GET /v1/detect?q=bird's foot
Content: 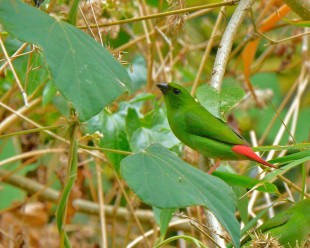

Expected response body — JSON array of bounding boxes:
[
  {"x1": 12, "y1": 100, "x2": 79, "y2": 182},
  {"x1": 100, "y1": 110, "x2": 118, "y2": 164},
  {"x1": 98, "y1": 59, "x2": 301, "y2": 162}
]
[{"x1": 207, "y1": 160, "x2": 221, "y2": 174}]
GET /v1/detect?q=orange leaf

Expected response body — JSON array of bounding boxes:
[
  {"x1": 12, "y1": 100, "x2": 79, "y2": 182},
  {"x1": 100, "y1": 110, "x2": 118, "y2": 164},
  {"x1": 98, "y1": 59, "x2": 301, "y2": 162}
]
[
  {"x1": 242, "y1": 39, "x2": 260, "y2": 82},
  {"x1": 259, "y1": 4, "x2": 291, "y2": 32},
  {"x1": 242, "y1": 39, "x2": 260, "y2": 101},
  {"x1": 241, "y1": 4, "x2": 291, "y2": 103}
]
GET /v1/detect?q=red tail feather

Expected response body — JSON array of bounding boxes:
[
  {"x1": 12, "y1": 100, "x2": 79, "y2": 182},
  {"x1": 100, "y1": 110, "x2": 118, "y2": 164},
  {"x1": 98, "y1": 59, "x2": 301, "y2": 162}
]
[{"x1": 232, "y1": 145, "x2": 277, "y2": 169}]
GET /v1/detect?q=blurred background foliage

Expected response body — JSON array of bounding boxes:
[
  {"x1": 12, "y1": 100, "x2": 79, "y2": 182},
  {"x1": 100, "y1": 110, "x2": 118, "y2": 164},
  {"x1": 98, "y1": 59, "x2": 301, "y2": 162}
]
[{"x1": 0, "y1": 0, "x2": 309, "y2": 247}]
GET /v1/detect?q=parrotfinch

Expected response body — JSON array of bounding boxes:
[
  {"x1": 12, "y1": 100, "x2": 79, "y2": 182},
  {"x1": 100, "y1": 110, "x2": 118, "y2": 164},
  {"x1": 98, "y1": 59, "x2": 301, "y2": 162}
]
[{"x1": 157, "y1": 83, "x2": 276, "y2": 169}]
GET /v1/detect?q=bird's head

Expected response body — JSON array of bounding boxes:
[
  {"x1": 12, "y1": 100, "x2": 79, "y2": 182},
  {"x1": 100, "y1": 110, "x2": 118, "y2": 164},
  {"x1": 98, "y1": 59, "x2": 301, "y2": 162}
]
[{"x1": 157, "y1": 83, "x2": 193, "y2": 110}]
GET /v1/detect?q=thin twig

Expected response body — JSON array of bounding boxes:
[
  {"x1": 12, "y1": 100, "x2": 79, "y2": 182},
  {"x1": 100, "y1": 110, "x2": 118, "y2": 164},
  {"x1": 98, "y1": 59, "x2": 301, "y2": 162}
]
[
  {"x1": 78, "y1": 5, "x2": 97, "y2": 39},
  {"x1": 264, "y1": 31, "x2": 310, "y2": 46},
  {"x1": 0, "y1": 101, "x2": 131, "y2": 156},
  {"x1": 78, "y1": 1, "x2": 239, "y2": 29},
  {"x1": 277, "y1": 174, "x2": 310, "y2": 198},
  {"x1": 138, "y1": 0, "x2": 153, "y2": 90},
  {"x1": 0, "y1": 37, "x2": 28, "y2": 106},
  {"x1": 190, "y1": 221, "x2": 221, "y2": 247},
  {"x1": 113, "y1": 171, "x2": 152, "y2": 248},
  {"x1": 0, "y1": 124, "x2": 64, "y2": 139},
  {"x1": 89, "y1": 1, "x2": 104, "y2": 46},
  {"x1": 154, "y1": 27, "x2": 171, "y2": 81},
  {"x1": 0, "y1": 43, "x2": 29, "y2": 74},
  {"x1": 117, "y1": 8, "x2": 214, "y2": 52},
  {"x1": 95, "y1": 159, "x2": 108, "y2": 247},
  {"x1": 79, "y1": 144, "x2": 132, "y2": 155},
  {"x1": 191, "y1": 6, "x2": 226, "y2": 95},
  {"x1": 0, "y1": 148, "x2": 65, "y2": 168},
  {"x1": 0, "y1": 98, "x2": 42, "y2": 134}
]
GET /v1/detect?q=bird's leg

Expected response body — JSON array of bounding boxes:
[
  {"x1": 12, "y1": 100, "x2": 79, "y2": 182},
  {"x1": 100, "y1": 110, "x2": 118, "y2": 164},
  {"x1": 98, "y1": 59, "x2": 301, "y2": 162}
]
[{"x1": 207, "y1": 160, "x2": 221, "y2": 174}]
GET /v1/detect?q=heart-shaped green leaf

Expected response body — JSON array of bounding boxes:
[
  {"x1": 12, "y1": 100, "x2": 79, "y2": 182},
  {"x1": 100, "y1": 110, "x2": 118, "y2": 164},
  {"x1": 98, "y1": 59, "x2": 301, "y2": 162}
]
[
  {"x1": 121, "y1": 143, "x2": 240, "y2": 248},
  {"x1": 0, "y1": 0, "x2": 132, "y2": 121},
  {"x1": 196, "y1": 84, "x2": 244, "y2": 120}
]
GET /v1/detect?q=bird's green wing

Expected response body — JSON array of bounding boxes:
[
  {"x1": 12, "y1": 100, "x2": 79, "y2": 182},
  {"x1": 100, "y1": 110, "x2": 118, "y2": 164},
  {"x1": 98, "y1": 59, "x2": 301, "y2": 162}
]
[
  {"x1": 241, "y1": 212, "x2": 290, "y2": 246},
  {"x1": 184, "y1": 105, "x2": 247, "y2": 145},
  {"x1": 258, "y1": 212, "x2": 290, "y2": 233}
]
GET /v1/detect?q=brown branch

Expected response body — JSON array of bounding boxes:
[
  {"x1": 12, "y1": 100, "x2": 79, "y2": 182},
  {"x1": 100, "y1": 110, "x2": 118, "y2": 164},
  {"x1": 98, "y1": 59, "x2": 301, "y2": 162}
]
[{"x1": 210, "y1": 0, "x2": 256, "y2": 90}]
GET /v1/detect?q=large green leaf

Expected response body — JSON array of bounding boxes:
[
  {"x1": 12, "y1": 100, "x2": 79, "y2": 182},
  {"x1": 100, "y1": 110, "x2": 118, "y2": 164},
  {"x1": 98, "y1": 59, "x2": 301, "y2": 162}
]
[
  {"x1": 121, "y1": 143, "x2": 240, "y2": 248},
  {"x1": 0, "y1": 0, "x2": 131, "y2": 121}
]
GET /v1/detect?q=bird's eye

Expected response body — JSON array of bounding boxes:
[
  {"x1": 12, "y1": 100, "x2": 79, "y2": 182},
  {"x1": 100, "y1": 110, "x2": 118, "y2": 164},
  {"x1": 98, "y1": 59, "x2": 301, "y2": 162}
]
[{"x1": 173, "y1": 88, "x2": 181, "y2": 94}]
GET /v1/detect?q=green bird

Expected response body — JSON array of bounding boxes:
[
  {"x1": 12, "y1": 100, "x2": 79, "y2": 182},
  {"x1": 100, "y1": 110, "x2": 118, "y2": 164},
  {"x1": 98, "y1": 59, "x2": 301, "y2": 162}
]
[
  {"x1": 156, "y1": 83, "x2": 276, "y2": 170},
  {"x1": 242, "y1": 199, "x2": 310, "y2": 247}
]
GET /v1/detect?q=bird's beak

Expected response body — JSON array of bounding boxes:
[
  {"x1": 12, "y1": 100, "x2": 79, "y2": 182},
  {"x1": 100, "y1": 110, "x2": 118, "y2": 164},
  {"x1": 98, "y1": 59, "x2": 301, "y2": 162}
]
[{"x1": 156, "y1": 83, "x2": 169, "y2": 95}]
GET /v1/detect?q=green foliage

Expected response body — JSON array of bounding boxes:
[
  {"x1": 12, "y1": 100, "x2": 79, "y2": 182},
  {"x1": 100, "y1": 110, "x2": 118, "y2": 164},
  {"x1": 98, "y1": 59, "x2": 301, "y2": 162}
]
[
  {"x1": 128, "y1": 56, "x2": 147, "y2": 91},
  {"x1": 0, "y1": 139, "x2": 41, "y2": 210},
  {"x1": 0, "y1": 139, "x2": 25, "y2": 209},
  {"x1": 87, "y1": 107, "x2": 131, "y2": 170},
  {"x1": 153, "y1": 207, "x2": 175, "y2": 239},
  {"x1": 86, "y1": 93, "x2": 180, "y2": 170}
]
